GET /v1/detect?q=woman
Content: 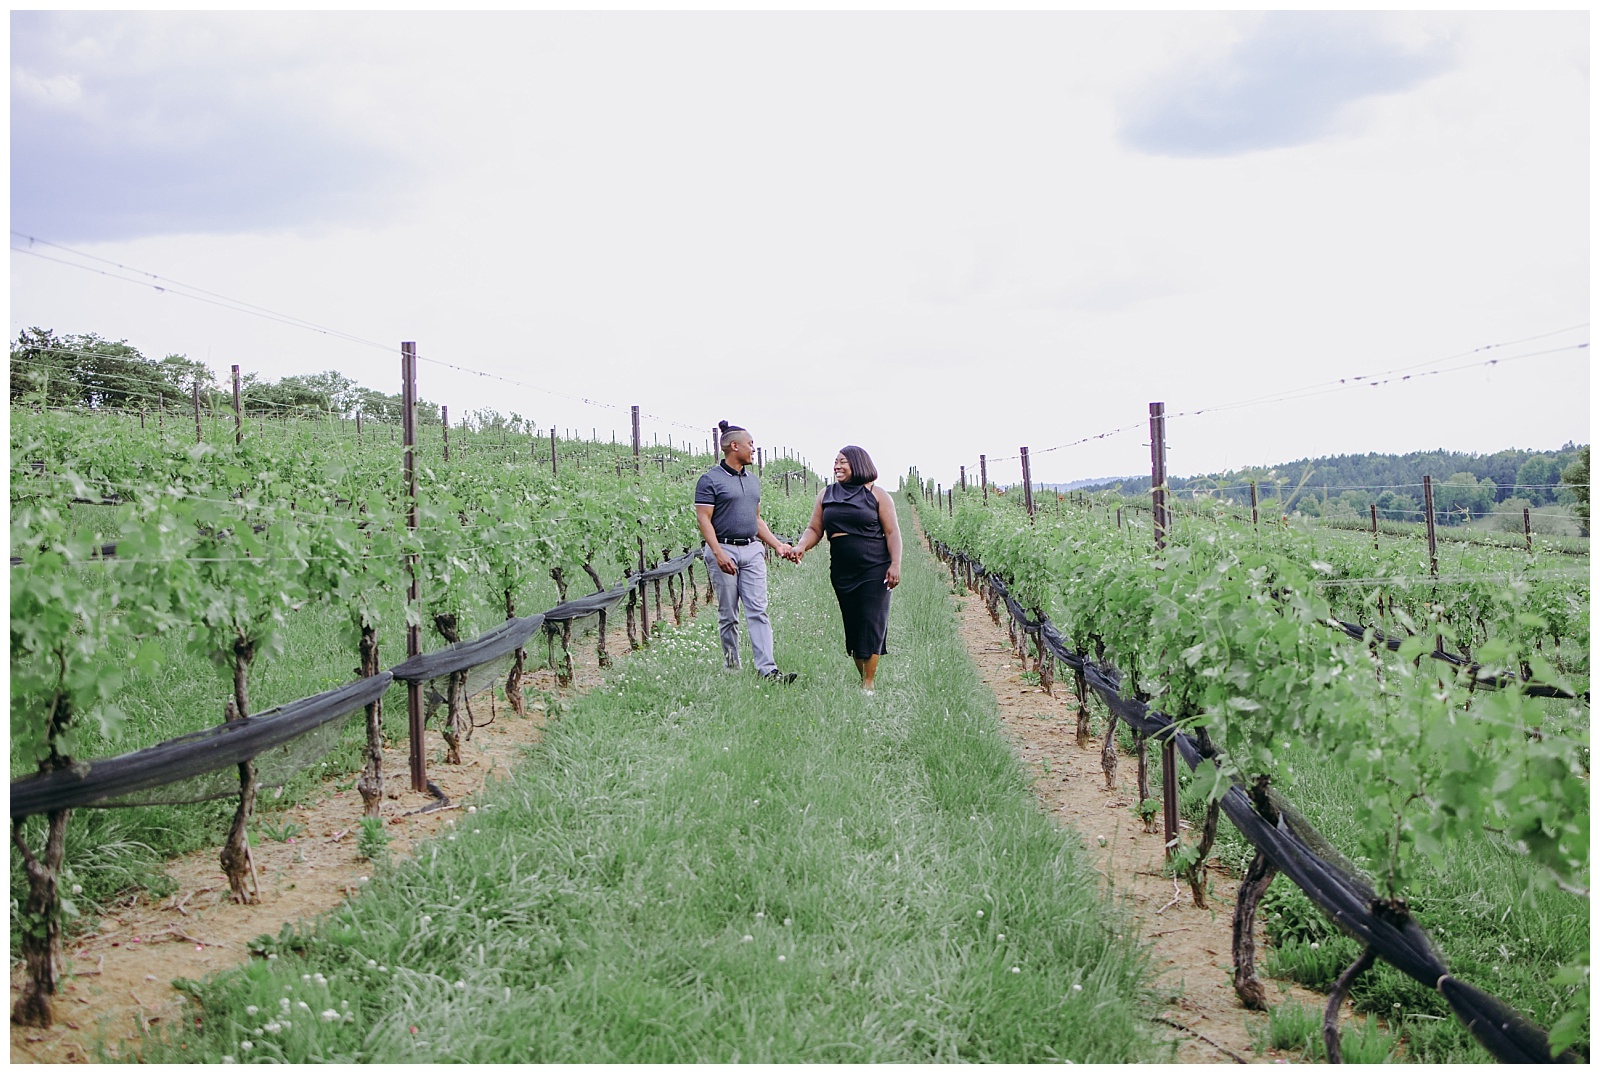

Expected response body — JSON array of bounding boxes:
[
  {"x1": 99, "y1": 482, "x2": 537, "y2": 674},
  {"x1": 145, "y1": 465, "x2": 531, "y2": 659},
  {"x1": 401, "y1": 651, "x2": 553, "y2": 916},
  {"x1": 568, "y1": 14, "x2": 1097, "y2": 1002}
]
[{"x1": 788, "y1": 445, "x2": 902, "y2": 694}]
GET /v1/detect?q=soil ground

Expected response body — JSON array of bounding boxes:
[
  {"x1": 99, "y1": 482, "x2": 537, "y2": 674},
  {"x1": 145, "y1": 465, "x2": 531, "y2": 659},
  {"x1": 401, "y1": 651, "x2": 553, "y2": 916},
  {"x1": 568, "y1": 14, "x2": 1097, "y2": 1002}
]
[{"x1": 942, "y1": 568, "x2": 1345, "y2": 1063}]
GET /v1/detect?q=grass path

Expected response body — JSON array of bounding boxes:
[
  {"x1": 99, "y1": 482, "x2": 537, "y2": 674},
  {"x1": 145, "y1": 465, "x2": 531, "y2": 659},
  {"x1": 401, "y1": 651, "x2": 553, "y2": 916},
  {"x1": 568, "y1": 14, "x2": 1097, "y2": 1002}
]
[{"x1": 143, "y1": 504, "x2": 1159, "y2": 1062}]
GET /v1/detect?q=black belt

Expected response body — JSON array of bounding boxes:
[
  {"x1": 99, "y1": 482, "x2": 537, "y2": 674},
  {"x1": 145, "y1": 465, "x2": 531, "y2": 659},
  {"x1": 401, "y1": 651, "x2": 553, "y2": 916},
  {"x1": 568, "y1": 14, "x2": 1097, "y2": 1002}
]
[{"x1": 721, "y1": 537, "x2": 756, "y2": 546}]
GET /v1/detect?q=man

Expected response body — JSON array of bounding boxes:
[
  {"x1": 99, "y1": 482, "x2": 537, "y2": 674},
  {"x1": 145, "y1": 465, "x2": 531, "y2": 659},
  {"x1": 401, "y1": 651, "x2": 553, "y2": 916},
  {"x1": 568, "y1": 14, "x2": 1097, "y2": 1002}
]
[{"x1": 694, "y1": 420, "x2": 797, "y2": 683}]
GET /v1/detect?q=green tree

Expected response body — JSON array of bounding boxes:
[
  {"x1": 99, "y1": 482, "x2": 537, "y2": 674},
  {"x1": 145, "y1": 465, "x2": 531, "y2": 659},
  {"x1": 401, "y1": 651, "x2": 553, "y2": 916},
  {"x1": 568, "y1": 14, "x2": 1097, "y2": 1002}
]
[
  {"x1": 1560, "y1": 446, "x2": 1589, "y2": 536},
  {"x1": 1515, "y1": 456, "x2": 1564, "y2": 506},
  {"x1": 1441, "y1": 472, "x2": 1494, "y2": 524}
]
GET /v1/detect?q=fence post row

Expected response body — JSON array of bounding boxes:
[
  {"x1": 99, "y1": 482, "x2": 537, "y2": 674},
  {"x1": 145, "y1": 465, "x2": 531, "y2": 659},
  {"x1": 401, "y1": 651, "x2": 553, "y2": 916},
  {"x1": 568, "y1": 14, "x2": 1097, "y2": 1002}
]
[
  {"x1": 231, "y1": 365, "x2": 243, "y2": 445},
  {"x1": 631, "y1": 406, "x2": 642, "y2": 473},
  {"x1": 1148, "y1": 401, "x2": 1179, "y2": 861},
  {"x1": 1422, "y1": 475, "x2": 1439, "y2": 576},
  {"x1": 1020, "y1": 447, "x2": 1034, "y2": 519},
  {"x1": 401, "y1": 343, "x2": 426, "y2": 793}
]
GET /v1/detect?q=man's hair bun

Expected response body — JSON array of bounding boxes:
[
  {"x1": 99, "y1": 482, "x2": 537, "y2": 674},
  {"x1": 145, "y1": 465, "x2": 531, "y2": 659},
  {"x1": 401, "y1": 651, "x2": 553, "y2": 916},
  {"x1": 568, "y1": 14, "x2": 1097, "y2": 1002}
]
[{"x1": 718, "y1": 420, "x2": 730, "y2": 432}]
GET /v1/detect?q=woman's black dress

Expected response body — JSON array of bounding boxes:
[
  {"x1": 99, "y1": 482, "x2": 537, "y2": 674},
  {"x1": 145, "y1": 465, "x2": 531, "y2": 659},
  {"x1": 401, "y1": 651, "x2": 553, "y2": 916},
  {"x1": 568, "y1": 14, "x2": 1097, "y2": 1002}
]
[{"x1": 821, "y1": 482, "x2": 892, "y2": 658}]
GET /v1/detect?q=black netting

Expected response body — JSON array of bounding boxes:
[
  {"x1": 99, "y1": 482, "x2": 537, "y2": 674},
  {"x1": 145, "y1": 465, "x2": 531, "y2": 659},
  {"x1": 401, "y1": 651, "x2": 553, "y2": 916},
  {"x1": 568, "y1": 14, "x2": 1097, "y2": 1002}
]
[
  {"x1": 14, "y1": 544, "x2": 711, "y2": 819},
  {"x1": 11, "y1": 674, "x2": 391, "y2": 818},
  {"x1": 934, "y1": 540, "x2": 1580, "y2": 1065}
]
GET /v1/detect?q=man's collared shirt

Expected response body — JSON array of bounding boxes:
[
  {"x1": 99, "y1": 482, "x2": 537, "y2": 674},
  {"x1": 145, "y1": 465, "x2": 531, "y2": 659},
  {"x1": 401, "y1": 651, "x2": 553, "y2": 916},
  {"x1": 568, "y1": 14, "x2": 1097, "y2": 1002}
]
[{"x1": 695, "y1": 460, "x2": 760, "y2": 541}]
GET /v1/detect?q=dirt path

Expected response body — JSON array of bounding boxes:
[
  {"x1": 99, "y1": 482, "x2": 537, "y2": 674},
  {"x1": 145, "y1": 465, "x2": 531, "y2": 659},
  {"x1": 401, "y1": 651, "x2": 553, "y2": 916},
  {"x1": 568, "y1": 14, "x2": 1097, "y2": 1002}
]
[
  {"x1": 936, "y1": 556, "x2": 1339, "y2": 1062},
  {"x1": 10, "y1": 584, "x2": 711, "y2": 1064}
]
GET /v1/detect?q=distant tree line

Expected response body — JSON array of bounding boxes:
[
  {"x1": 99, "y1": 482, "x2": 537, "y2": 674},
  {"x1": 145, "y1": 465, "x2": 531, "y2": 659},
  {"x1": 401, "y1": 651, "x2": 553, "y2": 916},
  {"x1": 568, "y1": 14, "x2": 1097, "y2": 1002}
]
[
  {"x1": 1079, "y1": 445, "x2": 1590, "y2": 533},
  {"x1": 9, "y1": 328, "x2": 443, "y2": 424}
]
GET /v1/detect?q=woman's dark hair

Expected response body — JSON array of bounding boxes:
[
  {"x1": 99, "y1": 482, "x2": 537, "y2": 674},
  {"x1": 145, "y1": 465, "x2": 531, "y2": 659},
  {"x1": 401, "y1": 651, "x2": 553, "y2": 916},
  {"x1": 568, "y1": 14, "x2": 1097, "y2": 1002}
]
[{"x1": 838, "y1": 445, "x2": 877, "y2": 486}]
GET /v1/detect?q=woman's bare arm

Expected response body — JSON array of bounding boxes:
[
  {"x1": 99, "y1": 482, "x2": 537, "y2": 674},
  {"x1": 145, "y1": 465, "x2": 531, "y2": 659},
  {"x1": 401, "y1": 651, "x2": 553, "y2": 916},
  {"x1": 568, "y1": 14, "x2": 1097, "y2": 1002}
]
[{"x1": 875, "y1": 487, "x2": 902, "y2": 588}]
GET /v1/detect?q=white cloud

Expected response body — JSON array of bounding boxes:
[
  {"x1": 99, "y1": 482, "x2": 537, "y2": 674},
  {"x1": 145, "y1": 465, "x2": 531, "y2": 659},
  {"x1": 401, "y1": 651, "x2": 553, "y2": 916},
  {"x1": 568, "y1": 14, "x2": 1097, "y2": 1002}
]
[{"x1": 1119, "y1": 12, "x2": 1457, "y2": 158}]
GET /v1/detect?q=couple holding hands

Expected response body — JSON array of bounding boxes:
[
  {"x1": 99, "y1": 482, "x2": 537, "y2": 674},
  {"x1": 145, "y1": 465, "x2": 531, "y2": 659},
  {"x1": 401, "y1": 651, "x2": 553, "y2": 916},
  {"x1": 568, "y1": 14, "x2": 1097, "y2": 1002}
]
[{"x1": 693, "y1": 421, "x2": 903, "y2": 695}]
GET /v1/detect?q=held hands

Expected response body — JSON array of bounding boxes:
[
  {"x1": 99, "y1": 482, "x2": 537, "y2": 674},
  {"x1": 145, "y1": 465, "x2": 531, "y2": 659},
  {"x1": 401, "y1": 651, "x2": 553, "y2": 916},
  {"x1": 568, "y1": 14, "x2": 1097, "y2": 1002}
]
[
  {"x1": 885, "y1": 563, "x2": 901, "y2": 589},
  {"x1": 781, "y1": 542, "x2": 804, "y2": 564}
]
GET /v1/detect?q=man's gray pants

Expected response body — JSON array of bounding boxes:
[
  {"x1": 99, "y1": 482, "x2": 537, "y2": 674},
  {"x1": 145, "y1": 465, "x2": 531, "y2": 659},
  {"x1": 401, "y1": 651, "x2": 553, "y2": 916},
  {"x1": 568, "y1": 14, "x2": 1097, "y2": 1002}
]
[{"x1": 705, "y1": 542, "x2": 777, "y2": 675}]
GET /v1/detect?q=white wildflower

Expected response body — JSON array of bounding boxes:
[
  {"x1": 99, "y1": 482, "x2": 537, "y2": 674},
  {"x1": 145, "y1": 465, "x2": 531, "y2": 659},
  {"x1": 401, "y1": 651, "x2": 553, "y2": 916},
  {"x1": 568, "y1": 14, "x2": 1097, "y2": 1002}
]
[{"x1": 321, "y1": 1008, "x2": 339, "y2": 1022}]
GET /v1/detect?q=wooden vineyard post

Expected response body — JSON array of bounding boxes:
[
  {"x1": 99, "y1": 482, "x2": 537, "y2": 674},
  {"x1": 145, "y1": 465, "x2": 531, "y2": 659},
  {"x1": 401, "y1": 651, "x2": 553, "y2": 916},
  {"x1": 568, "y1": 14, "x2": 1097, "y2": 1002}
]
[
  {"x1": 1422, "y1": 475, "x2": 1439, "y2": 575},
  {"x1": 402, "y1": 343, "x2": 426, "y2": 793},
  {"x1": 139, "y1": 407, "x2": 146, "y2": 429},
  {"x1": 192, "y1": 381, "x2": 203, "y2": 443},
  {"x1": 632, "y1": 406, "x2": 642, "y2": 474},
  {"x1": 1020, "y1": 447, "x2": 1034, "y2": 519},
  {"x1": 1250, "y1": 480, "x2": 1259, "y2": 527},
  {"x1": 442, "y1": 405, "x2": 450, "y2": 462},
  {"x1": 980, "y1": 454, "x2": 988, "y2": 504},
  {"x1": 1423, "y1": 474, "x2": 1442, "y2": 654},
  {"x1": 1525, "y1": 506, "x2": 1533, "y2": 553},
  {"x1": 551, "y1": 428, "x2": 558, "y2": 479},
  {"x1": 1116, "y1": 506, "x2": 1123, "y2": 530},
  {"x1": 356, "y1": 409, "x2": 363, "y2": 444},
  {"x1": 757, "y1": 447, "x2": 763, "y2": 477},
  {"x1": 948, "y1": 488, "x2": 953, "y2": 517},
  {"x1": 1370, "y1": 504, "x2": 1379, "y2": 549},
  {"x1": 784, "y1": 469, "x2": 791, "y2": 497},
  {"x1": 231, "y1": 365, "x2": 243, "y2": 445},
  {"x1": 1150, "y1": 401, "x2": 1179, "y2": 862},
  {"x1": 960, "y1": 465, "x2": 966, "y2": 491}
]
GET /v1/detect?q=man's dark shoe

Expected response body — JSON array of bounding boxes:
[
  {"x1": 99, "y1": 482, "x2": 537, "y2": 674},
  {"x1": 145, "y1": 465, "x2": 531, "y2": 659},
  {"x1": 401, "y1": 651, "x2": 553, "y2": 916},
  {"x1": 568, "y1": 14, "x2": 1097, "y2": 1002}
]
[{"x1": 762, "y1": 670, "x2": 798, "y2": 685}]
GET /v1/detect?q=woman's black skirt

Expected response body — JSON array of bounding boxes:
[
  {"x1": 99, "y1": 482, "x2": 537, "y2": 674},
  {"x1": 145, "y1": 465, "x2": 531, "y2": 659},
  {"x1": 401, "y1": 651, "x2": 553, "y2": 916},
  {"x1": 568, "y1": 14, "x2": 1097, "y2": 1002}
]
[{"x1": 828, "y1": 535, "x2": 891, "y2": 658}]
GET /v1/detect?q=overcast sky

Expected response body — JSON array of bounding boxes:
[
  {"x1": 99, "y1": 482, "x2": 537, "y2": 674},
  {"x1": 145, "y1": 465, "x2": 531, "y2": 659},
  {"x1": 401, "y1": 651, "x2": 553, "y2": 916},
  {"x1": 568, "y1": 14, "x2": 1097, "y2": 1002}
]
[{"x1": 9, "y1": 9, "x2": 1590, "y2": 488}]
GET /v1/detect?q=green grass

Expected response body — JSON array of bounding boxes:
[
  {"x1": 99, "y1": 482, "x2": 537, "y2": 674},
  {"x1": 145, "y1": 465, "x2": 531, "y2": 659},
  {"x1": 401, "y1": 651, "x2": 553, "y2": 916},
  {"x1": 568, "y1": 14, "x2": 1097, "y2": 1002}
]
[{"x1": 134, "y1": 501, "x2": 1158, "y2": 1062}]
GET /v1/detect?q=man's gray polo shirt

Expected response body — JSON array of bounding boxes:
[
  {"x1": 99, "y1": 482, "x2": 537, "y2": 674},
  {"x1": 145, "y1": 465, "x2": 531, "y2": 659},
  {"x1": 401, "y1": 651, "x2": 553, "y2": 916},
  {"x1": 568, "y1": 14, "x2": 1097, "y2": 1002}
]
[{"x1": 695, "y1": 461, "x2": 760, "y2": 541}]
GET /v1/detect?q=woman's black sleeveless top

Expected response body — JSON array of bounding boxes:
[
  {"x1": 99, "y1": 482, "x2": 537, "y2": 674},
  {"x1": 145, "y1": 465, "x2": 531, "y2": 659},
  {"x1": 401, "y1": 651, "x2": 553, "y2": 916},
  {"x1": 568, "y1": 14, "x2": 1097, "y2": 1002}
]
[{"x1": 821, "y1": 482, "x2": 884, "y2": 539}]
